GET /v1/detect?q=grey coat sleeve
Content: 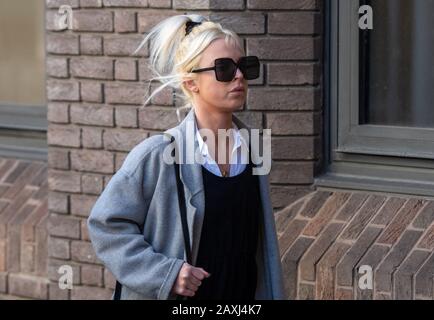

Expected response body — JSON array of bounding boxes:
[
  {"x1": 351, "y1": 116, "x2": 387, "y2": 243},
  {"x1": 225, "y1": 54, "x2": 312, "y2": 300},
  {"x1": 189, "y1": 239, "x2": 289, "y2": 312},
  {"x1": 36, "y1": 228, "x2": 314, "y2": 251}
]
[{"x1": 87, "y1": 154, "x2": 184, "y2": 300}]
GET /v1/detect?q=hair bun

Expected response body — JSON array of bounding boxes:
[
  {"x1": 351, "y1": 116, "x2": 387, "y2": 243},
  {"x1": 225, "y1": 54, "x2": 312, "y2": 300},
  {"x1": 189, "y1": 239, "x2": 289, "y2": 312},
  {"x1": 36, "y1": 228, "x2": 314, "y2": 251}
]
[{"x1": 185, "y1": 21, "x2": 202, "y2": 36}]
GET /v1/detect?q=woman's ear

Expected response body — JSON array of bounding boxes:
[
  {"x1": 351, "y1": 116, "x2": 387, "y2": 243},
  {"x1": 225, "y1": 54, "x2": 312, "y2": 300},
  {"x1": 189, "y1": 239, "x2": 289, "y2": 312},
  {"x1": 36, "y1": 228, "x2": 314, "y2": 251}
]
[{"x1": 184, "y1": 79, "x2": 199, "y2": 93}]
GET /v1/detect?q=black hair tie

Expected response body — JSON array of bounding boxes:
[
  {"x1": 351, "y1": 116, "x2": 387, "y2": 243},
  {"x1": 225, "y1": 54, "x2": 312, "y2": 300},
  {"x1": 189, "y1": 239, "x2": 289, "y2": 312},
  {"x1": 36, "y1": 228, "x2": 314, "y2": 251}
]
[{"x1": 185, "y1": 21, "x2": 202, "y2": 36}]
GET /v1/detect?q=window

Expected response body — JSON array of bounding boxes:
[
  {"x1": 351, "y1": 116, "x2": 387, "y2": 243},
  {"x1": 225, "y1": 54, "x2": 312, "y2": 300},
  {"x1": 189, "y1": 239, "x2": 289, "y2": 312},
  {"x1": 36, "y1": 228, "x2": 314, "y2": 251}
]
[
  {"x1": 318, "y1": 0, "x2": 434, "y2": 196},
  {"x1": 0, "y1": 0, "x2": 47, "y2": 160}
]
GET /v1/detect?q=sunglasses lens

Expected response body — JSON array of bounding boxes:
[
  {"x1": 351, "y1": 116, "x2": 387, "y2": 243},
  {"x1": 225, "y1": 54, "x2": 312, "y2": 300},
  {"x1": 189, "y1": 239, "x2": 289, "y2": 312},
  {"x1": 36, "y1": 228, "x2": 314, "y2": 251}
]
[
  {"x1": 239, "y1": 56, "x2": 260, "y2": 80},
  {"x1": 215, "y1": 59, "x2": 236, "y2": 82}
]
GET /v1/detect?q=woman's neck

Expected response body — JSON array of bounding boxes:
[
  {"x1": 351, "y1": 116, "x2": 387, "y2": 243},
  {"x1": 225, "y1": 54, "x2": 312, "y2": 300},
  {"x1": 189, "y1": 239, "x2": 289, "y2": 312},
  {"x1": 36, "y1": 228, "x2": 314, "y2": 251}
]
[{"x1": 193, "y1": 104, "x2": 233, "y2": 134}]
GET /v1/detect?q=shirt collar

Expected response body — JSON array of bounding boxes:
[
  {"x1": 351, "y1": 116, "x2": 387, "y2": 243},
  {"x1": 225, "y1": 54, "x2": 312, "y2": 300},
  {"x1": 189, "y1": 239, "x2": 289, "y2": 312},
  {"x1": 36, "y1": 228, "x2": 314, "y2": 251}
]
[{"x1": 195, "y1": 121, "x2": 247, "y2": 160}]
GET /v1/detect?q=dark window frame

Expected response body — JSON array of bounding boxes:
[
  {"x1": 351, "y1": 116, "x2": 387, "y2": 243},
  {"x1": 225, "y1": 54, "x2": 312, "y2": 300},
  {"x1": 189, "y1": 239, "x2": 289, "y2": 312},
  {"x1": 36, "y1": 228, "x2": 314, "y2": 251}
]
[
  {"x1": 317, "y1": 0, "x2": 434, "y2": 197},
  {"x1": 0, "y1": 104, "x2": 47, "y2": 161}
]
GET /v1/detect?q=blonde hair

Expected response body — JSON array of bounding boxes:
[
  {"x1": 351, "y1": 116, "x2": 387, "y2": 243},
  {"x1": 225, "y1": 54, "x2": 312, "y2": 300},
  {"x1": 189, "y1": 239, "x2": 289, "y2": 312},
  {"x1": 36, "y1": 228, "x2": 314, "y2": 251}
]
[{"x1": 132, "y1": 14, "x2": 244, "y2": 121}]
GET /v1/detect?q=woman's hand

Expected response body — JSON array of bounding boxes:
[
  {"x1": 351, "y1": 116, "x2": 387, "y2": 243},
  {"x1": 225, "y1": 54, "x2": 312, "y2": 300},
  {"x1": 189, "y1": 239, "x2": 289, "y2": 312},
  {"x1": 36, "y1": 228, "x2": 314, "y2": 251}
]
[{"x1": 171, "y1": 262, "x2": 211, "y2": 297}]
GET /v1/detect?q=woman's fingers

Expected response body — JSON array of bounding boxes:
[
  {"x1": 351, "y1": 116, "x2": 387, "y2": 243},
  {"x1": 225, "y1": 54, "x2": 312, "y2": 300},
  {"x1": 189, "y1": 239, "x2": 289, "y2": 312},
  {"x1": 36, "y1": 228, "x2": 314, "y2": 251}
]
[
  {"x1": 179, "y1": 288, "x2": 196, "y2": 297},
  {"x1": 172, "y1": 263, "x2": 211, "y2": 297},
  {"x1": 191, "y1": 266, "x2": 211, "y2": 281}
]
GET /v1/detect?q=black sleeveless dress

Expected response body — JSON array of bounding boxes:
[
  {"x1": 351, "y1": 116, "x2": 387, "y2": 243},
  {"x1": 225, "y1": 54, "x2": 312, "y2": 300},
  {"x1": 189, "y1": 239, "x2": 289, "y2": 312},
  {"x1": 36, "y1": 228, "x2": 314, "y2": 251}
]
[{"x1": 189, "y1": 145, "x2": 261, "y2": 300}]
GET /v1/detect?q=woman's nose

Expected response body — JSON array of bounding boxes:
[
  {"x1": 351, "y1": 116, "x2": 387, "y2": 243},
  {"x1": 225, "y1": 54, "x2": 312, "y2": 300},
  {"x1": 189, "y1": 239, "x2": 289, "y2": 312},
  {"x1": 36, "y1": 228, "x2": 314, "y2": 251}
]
[{"x1": 234, "y1": 67, "x2": 244, "y2": 80}]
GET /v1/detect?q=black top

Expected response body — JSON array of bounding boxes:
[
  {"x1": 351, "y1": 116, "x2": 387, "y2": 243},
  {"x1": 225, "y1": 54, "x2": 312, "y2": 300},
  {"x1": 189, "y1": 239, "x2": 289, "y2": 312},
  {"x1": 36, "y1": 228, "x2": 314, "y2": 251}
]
[{"x1": 189, "y1": 145, "x2": 261, "y2": 300}]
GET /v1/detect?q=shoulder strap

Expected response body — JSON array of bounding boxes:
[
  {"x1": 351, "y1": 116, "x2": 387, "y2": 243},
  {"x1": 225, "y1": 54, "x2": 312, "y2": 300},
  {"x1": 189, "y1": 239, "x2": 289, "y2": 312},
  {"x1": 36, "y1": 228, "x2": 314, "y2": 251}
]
[{"x1": 174, "y1": 160, "x2": 193, "y2": 265}]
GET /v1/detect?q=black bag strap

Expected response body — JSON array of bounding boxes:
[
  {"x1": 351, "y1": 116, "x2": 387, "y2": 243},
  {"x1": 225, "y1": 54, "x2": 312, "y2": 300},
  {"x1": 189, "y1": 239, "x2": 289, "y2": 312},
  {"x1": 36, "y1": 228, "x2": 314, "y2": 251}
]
[{"x1": 113, "y1": 134, "x2": 191, "y2": 300}]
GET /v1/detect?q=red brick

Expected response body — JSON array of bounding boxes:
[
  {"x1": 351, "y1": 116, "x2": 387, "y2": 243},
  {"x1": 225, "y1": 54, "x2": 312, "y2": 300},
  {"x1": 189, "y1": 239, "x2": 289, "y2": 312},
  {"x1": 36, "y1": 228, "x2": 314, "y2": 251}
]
[
  {"x1": 174, "y1": 0, "x2": 244, "y2": 10},
  {"x1": 394, "y1": 250, "x2": 431, "y2": 300},
  {"x1": 137, "y1": 10, "x2": 178, "y2": 33},
  {"x1": 71, "y1": 149, "x2": 114, "y2": 174},
  {"x1": 48, "y1": 191, "x2": 69, "y2": 214},
  {"x1": 80, "y1": 0, "x2": 103, "y2": 7},
  {"x1": 103, "y1": 0, "x2": 148, "y2": 7},
  {"x1": 71, "y1": 241, "x2": 99, "y2": 264},
  {"x1": 138, "y1": 107, "x2": 181, "y2": 130},
  {"x1": 48, "y1": 237, "x2": 70, "y2": 260},
  {"x1": 209, "y1": 12, "x2": 265, "y2": 34},
  {"x1": 104, "y1": 34, "x2": 148, "y2": 57},
  {"x1": 103, "y1": 128, "x2": 148, "y2": 152},
  {"x1": 48, "y1": 282, "x2": 70, "y2": 300},
  {"x1": 247, "y1": 0, "x2": 318, "y2": 10},
  {"x1": 377, "y1": 199, "x2": 426, "y2": 246},
  {"x1": 268, "y1": 12, "x2": 320, "y2": 35},
  {"x1": 81, "y1": 174, "x2": 104, "y2": 195},
  {"x1": 73, "y1": 10, "x2": 113, "y2": 32},
  {"x1": 115, "y1": 106, "x2": 138, "y2": 128},
  {"x1": 82, "y1": 127, "x2": 103, "y2": 149},
  {"x1": 114, "y1": 10, "x2": 137, "y2": 33},
  {"x1": 417, "y1": 225, "x2": 434, "y2": 251},
  {"x1": 48, "y1": 170, "x2": 81, "y2": 193},
  {"x1": 303, "y1": 192, "x2": 350, "y2": 237},
  {"x1": 48, "y1": 124, "x2": 81, "y2": 148},
  {"x1": 9, "y1": 274, "x2": 49, "y2": 299},
  {"x1": 46, "y1": 33, "x2": 79, "y2": 55},
  {"x1": 148, "y1": 0, "x2": 170, "y2": 8},
  {"x1": 71, "y1": 57, "x2": 114, "y2": 80},
  {"x1": 46, "y1": 0, "x2": 79, "y2": 8},
  {"x1": 48, "y1": 103, "x2": 70, "y2": 123},
  {"x1": 81, "y1": 82, "x2": 103, "y2": 103},
  {"x1": 247, "y1": 37, "x2": 321, "y2": 60},
  {"x1": 47, "y1": 80, "x2": 80, "y2": 101},
  {"x1": 316, "y1": 242, "x2": 351, "y2": 299},
  {"x1": 376, "y1": 230, "x2": 423, "y2": 293},
  {"x1": 115, "y1": 59, "x2": 137, "y2": 80},
  {"x1": 71, "y1": 285, "x2": 112, "y2": 299},
  {"x1": 48, "y1": 214, "x2": 81, "y2": 239},
  {"x1": 115, "y1": 153, "x2": 128, "y2": 171},
  {"x1": 71, "y1": 194, "x2": 98, "y2": 217},
  {"x1": 46, "y1": 56, "x2": 69, "y2": 78},
  {"x1": 104, "y1": 268, "x2": 116, "y2": 289},
  {"x1": 281, "y1": 237, "x2": 314, "y2": 299},
  {"x1": 299, "y1": 223, "x2": 344, "y2": 281},
  {"x1": 336, "y1": 227, "x2": 383, "y2": 287},
  {"x1": 81, "y1": 264, "x2": 103, "y2": 286},
  {"x1": 247, "y1": 87, "x2": 320, "y2": 111},
  {"x1": 271, "y1": 137, "x2": 316, "y2": 160},
  {"x1": 269, "y1": 162, "x2": 314, "y2": 185},
  {"x1": 70, "y1": 104, "x2": 114, "y2": 126},
  {"x1": 339, "y1": 195, "x2": 386, "y2": 241},
  {"x1": 105, "y1": 83, "x2": 147, "y2": 105},
  {"x1": 48, "y1": 147, "x2": 69, "y2": 170},
  {"x1": 268, "y1": 63, "x2": 320, "y2": 86},
  {"x1": 80, "y1": 34, "x2": 103, "y2": 55}
]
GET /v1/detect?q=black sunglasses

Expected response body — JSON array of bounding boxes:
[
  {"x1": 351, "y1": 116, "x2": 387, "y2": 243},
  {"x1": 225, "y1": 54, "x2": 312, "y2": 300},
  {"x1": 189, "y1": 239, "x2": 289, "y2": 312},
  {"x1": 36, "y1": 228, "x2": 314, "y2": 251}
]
[{"x1": 191, "y1": 56, "x2": 260, "y2": 82}]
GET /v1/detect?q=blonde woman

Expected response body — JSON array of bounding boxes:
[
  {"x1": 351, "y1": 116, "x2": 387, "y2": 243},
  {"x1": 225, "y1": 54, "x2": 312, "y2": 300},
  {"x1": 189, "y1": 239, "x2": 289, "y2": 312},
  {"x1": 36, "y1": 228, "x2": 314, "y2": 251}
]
[{"x1": 87, "y1": 14, "x2": 285, "y2": 300}]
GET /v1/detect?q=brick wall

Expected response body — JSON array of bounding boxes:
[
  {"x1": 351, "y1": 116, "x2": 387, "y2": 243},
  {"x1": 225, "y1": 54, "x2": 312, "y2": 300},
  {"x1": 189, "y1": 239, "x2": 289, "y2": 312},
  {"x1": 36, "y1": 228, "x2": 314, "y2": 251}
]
[
  {"x1": 45, "y1": 0, "x2": 324, "y2": 299},
  {"x1": 276, "y1": 190, "x2": 434, "y2": 300},
  {"x1": 0, "y1": 159, "x2": 49, "y2": 299}
]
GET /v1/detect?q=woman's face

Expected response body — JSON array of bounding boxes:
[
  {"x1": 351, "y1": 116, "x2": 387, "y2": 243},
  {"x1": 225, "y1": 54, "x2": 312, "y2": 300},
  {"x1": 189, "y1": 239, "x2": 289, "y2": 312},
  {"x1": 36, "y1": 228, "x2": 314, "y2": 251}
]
[{"x1": 186, "y1": 38, "x2": 247, "y2": 113}]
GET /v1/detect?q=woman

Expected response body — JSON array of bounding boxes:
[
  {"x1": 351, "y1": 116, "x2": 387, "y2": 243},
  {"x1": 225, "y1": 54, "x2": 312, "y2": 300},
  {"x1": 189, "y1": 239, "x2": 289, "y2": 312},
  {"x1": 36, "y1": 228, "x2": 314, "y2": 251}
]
[{"x1": 87, "y1": 14, "x2": 285, "y2": 300}]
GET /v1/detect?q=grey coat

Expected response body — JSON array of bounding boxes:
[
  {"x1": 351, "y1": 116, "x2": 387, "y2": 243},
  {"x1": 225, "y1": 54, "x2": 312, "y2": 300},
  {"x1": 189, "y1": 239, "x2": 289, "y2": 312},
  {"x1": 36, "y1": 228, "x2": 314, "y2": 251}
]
[{"x1": 87, "y1": 107, "x2": 286, "y2": 300}]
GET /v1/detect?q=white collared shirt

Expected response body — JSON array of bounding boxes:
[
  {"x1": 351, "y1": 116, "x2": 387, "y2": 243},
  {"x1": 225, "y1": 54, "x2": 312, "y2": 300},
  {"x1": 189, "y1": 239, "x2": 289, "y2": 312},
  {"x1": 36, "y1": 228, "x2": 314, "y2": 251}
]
[{"x1": 195, "y1": 122, "x2": 249, "y2": 177}]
